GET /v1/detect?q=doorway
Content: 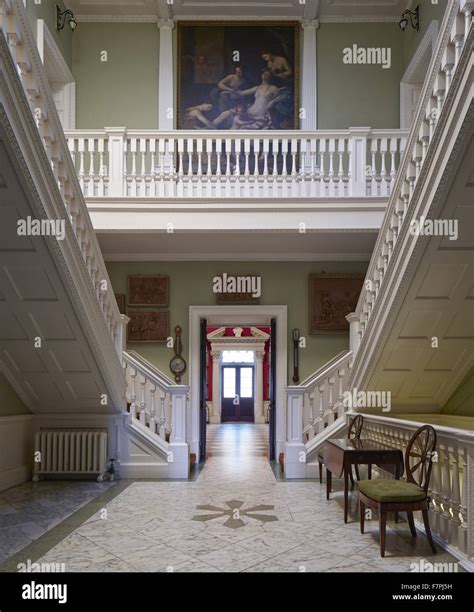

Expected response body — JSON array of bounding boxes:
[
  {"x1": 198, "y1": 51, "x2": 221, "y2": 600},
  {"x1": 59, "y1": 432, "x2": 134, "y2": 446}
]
[
  {"x1": 191, "y1": 305, "x2": 287, "y2": 464},
  {"x1": 222, "y1": 363, "x2": 255, "y2": 422}
]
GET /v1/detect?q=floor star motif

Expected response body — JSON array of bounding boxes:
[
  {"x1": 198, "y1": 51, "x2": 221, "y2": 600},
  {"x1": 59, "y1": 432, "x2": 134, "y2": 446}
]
[{"x1": 192, "y1": 499, "x2": 278, "y2": 529}]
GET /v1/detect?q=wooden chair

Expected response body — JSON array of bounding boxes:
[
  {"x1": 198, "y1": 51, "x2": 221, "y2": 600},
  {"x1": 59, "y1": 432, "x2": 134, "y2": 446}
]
[
  {"x1": 358, "y1": 424, "x2": 437, "y2": 558},
  {"x1": 318, "y1": 414, "x2": 364, "y2": 484}
]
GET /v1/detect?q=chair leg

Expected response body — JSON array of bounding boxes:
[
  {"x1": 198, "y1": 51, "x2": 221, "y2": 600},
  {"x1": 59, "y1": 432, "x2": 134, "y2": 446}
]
[
  {"x1": 394, "y1": 511, "x2": 399, "y2": 524},
  {"x1": 407, "y1": 512, "x2": 417, "y2": 538},
  {"x1": 318, "y1": 460, "x2": 322, "y2": 484},
  {"x1": 349, "y1": 466, "x2": 355, "y2": 488},
  {"x1": 422, "y1": 509, "x2": 437, "y2": 554},
  {"x1": 354, "y1": 464, "x2": 361, "y2": 481},
  {"x1": 379, "y1": 511, "x2": 387, "y2": 557},
  {"x1": 360, "y1": 500, "x2": 365, "y2": 534}
]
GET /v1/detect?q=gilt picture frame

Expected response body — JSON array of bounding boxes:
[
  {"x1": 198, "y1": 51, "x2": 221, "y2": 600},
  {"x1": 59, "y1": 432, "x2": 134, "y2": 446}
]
[{"x1": 177, "y1": 21, "x2": 299, "y2": 131}]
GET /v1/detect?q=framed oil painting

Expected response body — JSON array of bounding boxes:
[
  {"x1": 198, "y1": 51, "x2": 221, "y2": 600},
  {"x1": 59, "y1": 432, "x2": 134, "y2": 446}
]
[
  {"x1": 309, "y1": 273, "x2": 364, "y2": 335},
  {"x1": 127, "y1": 276, "x2": 169, "y2": 307},
  {"x1": 178, "y1": 22, "x2": 299, "y2": 130},
  {"x1": 127, "y1": 311, "x2": 169, "y2": 343}
]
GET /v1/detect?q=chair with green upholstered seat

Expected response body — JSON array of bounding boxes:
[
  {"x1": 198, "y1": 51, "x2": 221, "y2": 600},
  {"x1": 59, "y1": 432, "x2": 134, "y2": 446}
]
[
  {"x1": 358, "y1": 424, "x2": 437, "y2": 557},
  {"x1": 318, "y1": 414, "x2": 363, "y2": 484}
]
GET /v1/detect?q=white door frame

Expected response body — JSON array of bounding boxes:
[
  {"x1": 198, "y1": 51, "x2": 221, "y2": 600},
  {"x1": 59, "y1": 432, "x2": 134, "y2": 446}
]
[{"x1": 189, "y1": 305, "x2": 287, "y2": 463}]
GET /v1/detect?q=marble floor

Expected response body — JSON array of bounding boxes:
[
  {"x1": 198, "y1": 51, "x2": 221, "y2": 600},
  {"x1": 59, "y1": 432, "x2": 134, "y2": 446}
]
[
  {"x1": 0, "y1": 424, "x2": 463, "y2": 573},
  {"x1": 0, "y1": 480, "x2": 114, "y2": 565}
]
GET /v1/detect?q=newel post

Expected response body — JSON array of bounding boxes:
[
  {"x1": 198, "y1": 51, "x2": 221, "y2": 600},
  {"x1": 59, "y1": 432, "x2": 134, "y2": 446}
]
[
  {"x1": 105, "y1": 127, "x2": 126, "y2": 196},
  {"x1": 284, "y1": 387, "x2": 306, "y2": 478},
  {"x1": 168, "y1": 386, "x2": 189, "y2": 479},
  {"x1": 116, "y1": 314, "x2": 130, "y2": 356},
  {"x1": 349, "y1": 127, "x2": 371, "y2": 197},
  {"x1": 346, "y1": 312, "x2": 360, "y2": 355}
]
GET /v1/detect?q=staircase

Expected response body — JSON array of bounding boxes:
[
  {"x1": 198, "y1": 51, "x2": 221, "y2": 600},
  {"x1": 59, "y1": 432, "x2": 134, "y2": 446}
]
[
  {"x1": 284, "y1": 0, "x2": 473, "y2": 476},
  {"x1": 0, "y1": 0, "x2": 125, "y2": 416},
  {"x1": 0, "y1": 0, "x2": 190, "y2": 481}
]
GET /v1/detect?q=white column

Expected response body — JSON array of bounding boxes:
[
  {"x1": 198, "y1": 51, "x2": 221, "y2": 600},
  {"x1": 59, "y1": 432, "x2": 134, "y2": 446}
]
[
  {"x1": 349, "y1": 127, "x2": 371, "y2": 197},
  {"x1": 346, "y1": 312, "x2": 360, "y2": 355},
  {"x1": 284, "y1": 387, "x2": 306, "y2": 478},
  {"x1": 105, "y1": 127, "x2": 126, "y2": 197},
  {"x1": 210, "y1": 350, "x2": 221, "y2": 424},
  {"x1": 158, "y1": 19, "x2": 175, "y2": 130},
  {"x1": 168, "y1": 386, "x2": 189, "y2": 478},
  {"x1": 254, "y1": 350, "x2": 265, "y2": 424},
  {"x1": 301, "y1": 19, "x2": 319, "y2": 130}
]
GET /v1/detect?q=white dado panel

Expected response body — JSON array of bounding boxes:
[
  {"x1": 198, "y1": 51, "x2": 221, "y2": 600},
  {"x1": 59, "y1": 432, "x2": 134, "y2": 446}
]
[{"x1": 0, "y1": 415, "x2": 34, "y2": 492}]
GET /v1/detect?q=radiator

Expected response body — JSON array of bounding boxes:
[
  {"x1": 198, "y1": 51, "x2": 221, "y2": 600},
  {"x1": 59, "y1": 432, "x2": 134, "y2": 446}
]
[{"x1": 32, "y1": 430, "x2": 108, "y2": 482}]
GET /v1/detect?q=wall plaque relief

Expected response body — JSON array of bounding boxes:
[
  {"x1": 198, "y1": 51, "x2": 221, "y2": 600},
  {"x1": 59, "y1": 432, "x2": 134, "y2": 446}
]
[
  {"x1": 127, "y1": 311, "x2": 169, "y2": 343},
  {"x1": 128, "y1": 276, "x2": 169, "y2": 307},
  {"x1": 309, "y1": 273, "x2": 364, "y2": 335},
  {"x1": 213, "y1": 273, "x2": 261, "y2": 304}
]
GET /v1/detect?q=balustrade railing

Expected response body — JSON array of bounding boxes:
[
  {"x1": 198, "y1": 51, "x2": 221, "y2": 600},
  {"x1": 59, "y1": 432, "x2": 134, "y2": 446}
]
[
  {"x1": 0, "y1": 0, "x2": 122, "y2": 353},
  {"x1": 353, "y1": 0, "x2": 473, "y2": 348},
  {"x1": 122, "y1": 350, "x2": 189, "y2": 477},
  {"x1": 285, "y1": 351, "x2": 353, "y2": 477},
  {"x1": 64, "y1": 128, "x2": 407, "y2": 199},
  {"x1": 361, "y1": 414, "x2": 473, "y2": 567}
]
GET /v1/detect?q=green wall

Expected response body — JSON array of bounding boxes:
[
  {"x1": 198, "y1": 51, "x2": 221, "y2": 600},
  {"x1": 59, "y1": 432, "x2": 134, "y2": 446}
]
[
  {"x1": 73, "y1": 24, "x2": 159, "y2": 128},
  {"x1": 71, "y1": 21, "x2": 411, "y2": 130},
  {"x1": 402, "y1": 0, "x2": 447, "y2": 70},
  {"x1": 441, "y1": 368, "x2": 474, "y2": 417},
  {"x1": 26, "y1": 0, "x2": 72, "y2": 67},
  {"x1": 0, "y1": 372, "x2": 30, "y2": 416},
  {"x1": 106, "y1": 261, "x2": 367, "y2": 383},
  {"x1": 317, "y1": 23, "x2": 404, "y2": 129}
]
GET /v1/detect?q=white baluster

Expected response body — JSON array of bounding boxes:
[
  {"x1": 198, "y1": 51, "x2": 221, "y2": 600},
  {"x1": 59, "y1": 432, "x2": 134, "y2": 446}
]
[{"x1": 149, "y1": 384, "x2": 157, "y2": 434}]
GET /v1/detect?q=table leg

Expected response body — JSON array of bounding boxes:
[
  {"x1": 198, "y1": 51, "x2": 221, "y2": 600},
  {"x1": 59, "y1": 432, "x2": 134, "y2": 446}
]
[
  {"x1": 368, "y1": 463, "x2": 372, "y2": 480},
  {"x1": 344, "y1": 469, "x2": 349, "y2": 523},
  {"x1": 326, "y1": 469, "x2": 332, "y2": 501}
]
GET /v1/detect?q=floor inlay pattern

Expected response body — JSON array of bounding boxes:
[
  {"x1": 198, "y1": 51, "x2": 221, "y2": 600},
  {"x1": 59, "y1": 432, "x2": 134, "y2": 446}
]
[
  {"x1": 0, "y1": 425, "x2": 464, "y2": 573},
  {"x1": 192, "y1": 500, "x2": 278, "y2": 528}
]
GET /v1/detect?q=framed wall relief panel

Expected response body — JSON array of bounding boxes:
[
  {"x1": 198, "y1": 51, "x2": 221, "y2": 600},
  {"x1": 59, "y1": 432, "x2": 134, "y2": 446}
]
[
  {"x1": 127, "y1": 311, "x2": 169, "y2": 343},
  {"x1": 215, "y1": 292, "x2": 260, "y2": 305},
  {"x1": 178, "y1": 22, "x2": 299, "y2": 131},
  {"x1": 127, "y1": 276, "x2": 169, "y2": 307},
  {"x1": 309, "y1": 273, "x2": 364, "y2": 335}
]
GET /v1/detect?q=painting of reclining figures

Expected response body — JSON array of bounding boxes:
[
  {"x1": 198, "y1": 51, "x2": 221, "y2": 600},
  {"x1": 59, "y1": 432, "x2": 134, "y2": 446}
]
[{"x1": 178, "y1": 22, "x2": 299, "y2": 131}]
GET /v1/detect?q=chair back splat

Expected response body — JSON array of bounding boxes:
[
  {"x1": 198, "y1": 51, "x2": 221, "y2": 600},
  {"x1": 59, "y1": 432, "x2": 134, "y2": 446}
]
[
  {"x1": 405, "y1": 425, "x2": 437, "y2": 494},
  {"x1": 348, "y1": 414, "x2": 364, "y2": 439}
]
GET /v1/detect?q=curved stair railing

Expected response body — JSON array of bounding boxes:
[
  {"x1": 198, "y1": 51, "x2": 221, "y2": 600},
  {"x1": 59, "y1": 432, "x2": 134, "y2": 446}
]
[
  {"x1": 285, "y1": 351, "x2": 353, "y2": 477},
  {"x1": 122, "y1": 351, "x2": 190, "y2": 478}
]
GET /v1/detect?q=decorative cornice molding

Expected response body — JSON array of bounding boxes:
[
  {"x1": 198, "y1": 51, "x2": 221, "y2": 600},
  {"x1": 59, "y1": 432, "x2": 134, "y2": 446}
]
[
  {"x1": 76, "y1": 15, "x2": 158, "y2": 23},
  {"x1": 319, "y1": 15, "x2": 400, "y2": 23}
]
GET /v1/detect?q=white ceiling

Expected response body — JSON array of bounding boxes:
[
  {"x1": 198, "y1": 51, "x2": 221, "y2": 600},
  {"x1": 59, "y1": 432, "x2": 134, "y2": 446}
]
[{"x1": 64, "y1": 0, "x2": 412, "y2": 21}]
